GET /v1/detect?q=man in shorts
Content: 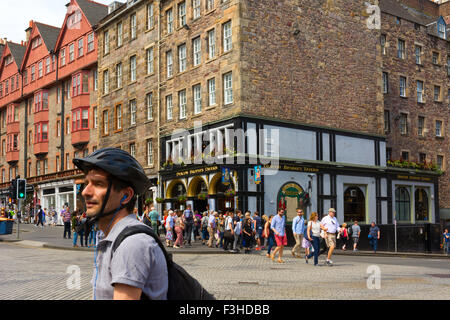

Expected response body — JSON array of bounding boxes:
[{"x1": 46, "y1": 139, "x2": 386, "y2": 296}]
[
  {"x1": 270, "y1": 208, "x2": 287, "y2": 263},
  {"x1": 320, "y1": 208, "x2": 340, "y2": 266},
  {"x1": 351, "y1": 220, "x2": 361, "y2": 251}
]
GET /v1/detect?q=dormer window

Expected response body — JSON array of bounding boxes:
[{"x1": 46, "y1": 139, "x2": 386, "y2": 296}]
[
  {"x1": 31, "y1": 36, "x2": 42, "y2": 49},
  {"x1": 68, "y1": 10, "x2": 82, "y2": 29},
  {"x1": 4, "y1": 55, "x2": 13, "y2": 65},
  {"x1": 438, "y1": 22, "x2": 446, "y2": 39}
]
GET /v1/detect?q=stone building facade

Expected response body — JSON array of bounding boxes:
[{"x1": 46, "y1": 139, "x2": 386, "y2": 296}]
[
  {"x1": 380, "y1": 0, "x2": 450, "y2": 223},
  {"x1": 96, "y1": 0, "x2": 161, "y2": 203}
]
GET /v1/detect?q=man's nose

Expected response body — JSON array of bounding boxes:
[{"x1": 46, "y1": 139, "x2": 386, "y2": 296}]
[{"x1": 82, "y1": 182, "x2": 92, "y2": 198}]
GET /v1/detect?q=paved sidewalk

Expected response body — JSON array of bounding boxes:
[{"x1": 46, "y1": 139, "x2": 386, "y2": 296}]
[{"x1": 1, "y1": 222, "x2": 449, "y2": 258}]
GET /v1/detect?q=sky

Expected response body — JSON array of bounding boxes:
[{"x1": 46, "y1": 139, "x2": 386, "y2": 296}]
[{"x1": 0, "y1": 0, "x2": 111, "y2": 44}]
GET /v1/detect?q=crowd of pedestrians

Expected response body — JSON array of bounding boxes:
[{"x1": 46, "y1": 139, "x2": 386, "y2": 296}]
[{"x1": 3, "y1": 199, "x2": 450, "y2": 257}]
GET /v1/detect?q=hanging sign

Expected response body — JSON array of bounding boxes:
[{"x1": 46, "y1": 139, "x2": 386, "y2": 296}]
[
  {"x1": 222, "y1": 167, "x2": 231, "y2": 186},
  {"x1": 254, "y1": 166, "x2": 262, "y2": 185}
]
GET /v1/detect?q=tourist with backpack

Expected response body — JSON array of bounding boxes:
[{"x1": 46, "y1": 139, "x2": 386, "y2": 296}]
[{"x1": 200, "y1": 212, "x2": 209, "y2": 245}]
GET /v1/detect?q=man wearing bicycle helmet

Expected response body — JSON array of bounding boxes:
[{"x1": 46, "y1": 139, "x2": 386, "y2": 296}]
[{"x1": 73, "y1": 148, "x2": 168, "y2": 300}]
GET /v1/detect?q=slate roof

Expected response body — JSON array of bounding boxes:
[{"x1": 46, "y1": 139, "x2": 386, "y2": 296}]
[
  {"x1": 380, "y1": 0, "x2": 437, "y2": 26},
  {"x1": 7, "y1": 42, "x2": 26, "y2": 68},
  {"x1": 35, "y1": 22, "x2": 60, "y2": 52},
  {"x1": 0, "y1": 44, "x2": 4, "y2": 59},
  {"x1": 76, "y1": 0, "x2": 108, "y2": 27}
]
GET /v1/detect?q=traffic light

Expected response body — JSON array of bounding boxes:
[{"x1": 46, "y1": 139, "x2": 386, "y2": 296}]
[
  {"x1": 9, "y1": 179, "x2": 17, "y2": 199},
  {"x1": 17, "y1": 179, "x2": 26, "y2": 200}
]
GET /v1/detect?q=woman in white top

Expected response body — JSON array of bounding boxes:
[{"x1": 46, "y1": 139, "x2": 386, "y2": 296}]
[{"x1": 305, "y1": 212, "x2": 323, "y2": 266}]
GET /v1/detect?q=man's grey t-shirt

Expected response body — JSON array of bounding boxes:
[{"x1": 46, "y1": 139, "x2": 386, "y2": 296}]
[
  {"x1": 92, "y1": 214, "x2": 168, "y2": 300},
  {"x1": 351, "y1": 225, "x2": 361, "y2": 238}
]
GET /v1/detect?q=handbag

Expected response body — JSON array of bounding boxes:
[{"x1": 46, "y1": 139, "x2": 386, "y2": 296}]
[
  {"x1": 75, "y1": 219, "x2": 85, "y2": 233},
  {"x1": 224, "y1": 230, "x2": 233, "y2": 240}
]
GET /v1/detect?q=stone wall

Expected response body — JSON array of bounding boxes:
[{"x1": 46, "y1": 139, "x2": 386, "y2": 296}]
[
  {"x1": 239, "y1": 0, "x2": 384, "y2": 136},
  {"x1": 381, "y1": 10, "x2": 450, "y2": 210}
]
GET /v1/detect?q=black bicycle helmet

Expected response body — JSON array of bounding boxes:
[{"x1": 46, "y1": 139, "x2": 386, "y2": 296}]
[{"x1": 73, "y1": 147, "x2": 150, "y2": 195}]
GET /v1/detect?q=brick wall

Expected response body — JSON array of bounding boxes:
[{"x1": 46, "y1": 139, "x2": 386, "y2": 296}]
[{"x1": 240, "y1": 0, "x2": 384, "y2": 136}]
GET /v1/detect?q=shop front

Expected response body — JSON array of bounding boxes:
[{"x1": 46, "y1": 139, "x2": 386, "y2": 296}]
[
  {"x1": 36, "y1": 180, "x2": 77, "y2": 225},
  {"x1": 161, "y1": 165, "x2": 238, "y2": 214}
]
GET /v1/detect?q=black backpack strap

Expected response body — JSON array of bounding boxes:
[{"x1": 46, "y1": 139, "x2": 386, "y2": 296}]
[{"x1": 112, "y1": 224, "x2": 173, "y2": 268}]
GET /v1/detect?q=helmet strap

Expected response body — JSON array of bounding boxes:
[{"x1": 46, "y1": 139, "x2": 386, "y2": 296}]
[{"x1": 87, "y1": 179, "x2": 126, "y2": 225}]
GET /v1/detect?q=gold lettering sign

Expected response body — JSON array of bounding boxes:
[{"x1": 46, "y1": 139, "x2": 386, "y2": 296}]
[
  {"x1": 396, "y1": 175, "x2": 432, "y2": 182},
  {"x1": 175, "y1": 166, "x2": 219, "y2": 178},
  {"x1": 264, "y1": 164, "x2": 319, "y2": 173}
]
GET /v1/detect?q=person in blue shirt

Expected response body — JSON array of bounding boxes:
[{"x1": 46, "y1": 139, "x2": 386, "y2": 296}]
[
  {"x1": 270, "y1": 209, "x2": 287, "y2": 263},
  {"x1": 443, "y1": 228, "x2": 449, "y2": 255},
  {"x1": 291, "y1": 208, "x2": 305, "y2": 258}
]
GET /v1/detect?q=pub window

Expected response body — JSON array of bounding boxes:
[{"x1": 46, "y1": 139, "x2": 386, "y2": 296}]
[{"x1": 395, "y1": 187, "x2": 410, "y2": 222}]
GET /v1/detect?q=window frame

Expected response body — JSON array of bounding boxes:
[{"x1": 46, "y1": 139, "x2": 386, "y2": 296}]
[
  {"x1": 223, "y1": 72, "x2": 233, "y2": 105},
  {"x1": 130, "y1": 55, "x2": 137, "y2": 82},
  {"x1": 397, "y1": 39, "x2": 405, "y2": 59},
  {"x1": 193, "y1": 84, "x2": 202, "y2": 114},
  {"x1": 179, "y1": 90, "x2": 187, "y2": 119},
  {"x1": 130, "y1": 99, "x2": 137, "y2": 126},
  {"x1": 223, "y1": 21, "x2": 232, "y2": 53}
]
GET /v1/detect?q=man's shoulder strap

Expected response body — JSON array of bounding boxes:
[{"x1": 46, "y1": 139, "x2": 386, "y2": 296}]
[{"x1": 112, "y1": 224, "x2": 173, "y2": 268}]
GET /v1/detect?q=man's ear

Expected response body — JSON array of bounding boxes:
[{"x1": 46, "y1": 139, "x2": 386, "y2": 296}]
[{"x1": 121, "y1": 187, "x2": 135, "y2": 205}]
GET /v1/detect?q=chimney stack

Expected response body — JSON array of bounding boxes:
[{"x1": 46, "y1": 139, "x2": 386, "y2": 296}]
[{"x1": 25, "y1": 20, "x2": 33, "y2": 42}]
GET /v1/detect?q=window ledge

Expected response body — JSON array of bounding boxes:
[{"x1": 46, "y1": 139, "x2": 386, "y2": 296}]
[
  {"x1": 145, "y1": 26, "x2": 156, "y2": 33},
  {"x1": 205, "y1": 8, "x2": 216, "y2": 16},
  {"x1": 144, "y1": 119, "x2": 154, "y2": 124},
  {"x1": 205, "y1": 105, "x2": 217, "y2": 110},
  {"x1": 220, "y1": 50, "x2": 233, "y2": 58},
  {"x1": 206, "y1": 57, "x2": 218, "y2": 64},
  {"x1": 145, "y1": 72, "x2": 156, "y2": 79}
]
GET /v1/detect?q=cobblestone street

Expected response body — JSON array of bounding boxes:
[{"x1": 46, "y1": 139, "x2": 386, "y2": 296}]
[{"x1": 0, "y1": 242, "x2": 449, "y2": 300}]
